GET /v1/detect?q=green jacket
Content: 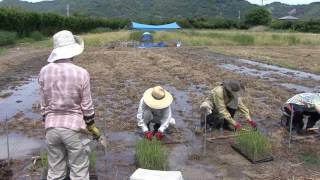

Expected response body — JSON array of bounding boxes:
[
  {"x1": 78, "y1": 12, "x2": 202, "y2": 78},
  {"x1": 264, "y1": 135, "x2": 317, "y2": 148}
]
[{"x1": 204, "y1": 85, "x2": 250, "y2": 125}]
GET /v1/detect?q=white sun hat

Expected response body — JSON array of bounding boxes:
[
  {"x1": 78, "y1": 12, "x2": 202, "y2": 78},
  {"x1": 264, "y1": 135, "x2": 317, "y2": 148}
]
[
  {"x1": 47, "y1": 30, "x2": 84, "y2": 63},
  {"x1": 143, "y1": 86, "x2": 173, "y2": 110}
]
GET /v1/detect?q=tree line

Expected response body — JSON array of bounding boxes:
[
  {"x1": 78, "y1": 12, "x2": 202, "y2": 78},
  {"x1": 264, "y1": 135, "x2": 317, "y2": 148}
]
[{"x1": 1, "y1": 7, "x2": 320, "y2": 40}]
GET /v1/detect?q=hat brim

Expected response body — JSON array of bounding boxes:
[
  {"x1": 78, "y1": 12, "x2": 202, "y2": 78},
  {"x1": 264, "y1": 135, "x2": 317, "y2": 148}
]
[
  {"x1": 143, "y1": 88, "x2": 173, "y2": 109},
  {"x1": 47, "y1": 36, "x2": 84, "y2": 63}
]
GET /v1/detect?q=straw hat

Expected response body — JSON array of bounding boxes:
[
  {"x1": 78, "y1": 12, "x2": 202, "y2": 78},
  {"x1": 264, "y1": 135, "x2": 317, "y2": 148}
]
[
  {"x1": 143, "y1": 86, "x2": 173, "y2": 109},
  {"x1": 223, "y1": 79, "x2": 244, "y2": 98},
  {"x1": 47, "y1": 30, "x2": 84, "y2": 63},
  {"x1": 223, "y1": 79, "x2": 245, "y2": 109},
  {"x1": 313, "y1": 94, "x2": 320, "y2": 113}
]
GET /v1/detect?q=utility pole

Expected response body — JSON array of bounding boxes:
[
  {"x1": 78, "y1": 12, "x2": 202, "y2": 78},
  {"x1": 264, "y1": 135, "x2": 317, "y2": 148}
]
[
  {"x1": 238, "y1": 10, "x2": 241, "y2": 21},
  {"x1": 66, "y1": 4, "x2": 70, "y2": 17},
  {"x1": 261, "y1": 0, "x2": 264, "y2": 6}
]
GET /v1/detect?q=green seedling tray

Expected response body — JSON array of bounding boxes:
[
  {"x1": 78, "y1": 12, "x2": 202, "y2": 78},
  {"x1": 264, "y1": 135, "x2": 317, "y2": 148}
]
[{"x1": 231, "y1": 144, "x2": 274, "y2": 164}]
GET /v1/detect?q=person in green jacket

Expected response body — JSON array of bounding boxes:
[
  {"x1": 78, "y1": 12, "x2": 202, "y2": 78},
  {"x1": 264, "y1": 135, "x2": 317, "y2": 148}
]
[{"x1": 198, "y1": 79, "x2": 257, "y2": 131}]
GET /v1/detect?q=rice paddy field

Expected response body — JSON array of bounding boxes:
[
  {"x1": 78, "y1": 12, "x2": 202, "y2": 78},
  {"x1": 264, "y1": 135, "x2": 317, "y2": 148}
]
[{"x1": 0, "y1": 29, "x2": 320, "y2": 179}]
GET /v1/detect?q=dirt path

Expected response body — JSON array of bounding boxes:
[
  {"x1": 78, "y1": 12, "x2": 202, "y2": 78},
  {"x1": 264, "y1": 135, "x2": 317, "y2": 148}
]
[{"x1": 0, "y1": 46, "x2": 319, "y2": 179}]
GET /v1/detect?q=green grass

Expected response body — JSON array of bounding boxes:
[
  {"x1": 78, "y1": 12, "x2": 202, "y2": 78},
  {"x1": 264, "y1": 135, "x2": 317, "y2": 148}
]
[
  {"x1": 0, "y1": 30, "x2": 17, "y2": 46},
  {"x1": 40, "y1": 150, "x2": 48, "y2": 170},
  {"x1": 300, "y1": 153, "x2": 320, "y2": 166},
  {"x1": 136, "y1": 138, "x2": 168, "y2": 170},
  {"x1": 235, "y1": 126, "x2": 272, "y2": 160},
  {"x1": 232, "y1": 34, "x2": 255, "y2": 45}
]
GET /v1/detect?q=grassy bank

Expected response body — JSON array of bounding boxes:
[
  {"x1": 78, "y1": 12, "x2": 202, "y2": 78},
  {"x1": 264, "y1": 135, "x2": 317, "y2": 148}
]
[{"x1": 79, "y1": 30, "x2": 320, "y2": 46}]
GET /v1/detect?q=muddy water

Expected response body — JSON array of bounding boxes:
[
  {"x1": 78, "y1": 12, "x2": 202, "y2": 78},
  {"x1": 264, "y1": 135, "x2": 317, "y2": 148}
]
[
  {"x1": 216, "y1": 56, "x2": 320, "y2": 93},
  {"x1": 0, "y1": 77, "x2": 40, "y2": 121},
  {"x1": 0, "y1": 132, "x2": 43, "y2": 160},
  {"x1": 238, "y1": 59, "x2": 320, "y2": 81},
  {"x1": 93, "y1": 84, "x2": 211, "y2": 179}
]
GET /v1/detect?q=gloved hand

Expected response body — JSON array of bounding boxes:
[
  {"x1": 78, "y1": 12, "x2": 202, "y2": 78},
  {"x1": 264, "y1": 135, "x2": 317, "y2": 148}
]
[
  {"x1": 144, "y1": 131, "x2": 153, "y2": 140},
  {"x1": 247, "y1": 119, "x2": 257, "y2": 128},
  {"x1": 87, "y1": 123, "x2": 101, "y2": 140},
  {"x1": 233, "y1": 122, "x2": 242, "y2": 130},
  {"x1": 155, "y1": 131, "x2": 164, "y2": 140}
]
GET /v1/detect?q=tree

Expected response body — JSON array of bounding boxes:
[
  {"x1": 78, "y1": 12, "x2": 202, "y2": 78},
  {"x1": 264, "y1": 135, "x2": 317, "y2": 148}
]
[{"x1": 244, "y1": 7, "x2": 272, "y2": 27}]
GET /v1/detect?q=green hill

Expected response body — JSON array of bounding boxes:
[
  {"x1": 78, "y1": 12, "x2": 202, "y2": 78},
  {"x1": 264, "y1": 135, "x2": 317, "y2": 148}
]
[
  {"x1": 0, "y1": 0, "x2": 255, "y2": 19},
  {"x1": 266, "y1": 2, "x2": 320, "y2": 19},
  {"x1": 0, "y1": 0, "x2": 319, "y2": 19}
]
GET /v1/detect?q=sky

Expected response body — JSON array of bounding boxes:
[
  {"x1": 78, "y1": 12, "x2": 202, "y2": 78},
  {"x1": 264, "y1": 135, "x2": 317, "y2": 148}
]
[{"x1": 1, "y1": 0, "x2": 320, "y2": 5}]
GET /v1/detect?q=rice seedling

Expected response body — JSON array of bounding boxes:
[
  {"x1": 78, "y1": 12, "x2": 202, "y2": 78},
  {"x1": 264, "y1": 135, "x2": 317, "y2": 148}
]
[
  {"x1": 135, "y1": 138, "x2": 168, "y2": 170},
  {"x1": 235, "y1": 126, "x2": 272, "y2": 161},
  {"x1": 89, "y1": 148, "x2": 97, "y2": 171},
  {"x1": 40, "y1": 150, "x2": 48, "y2": 170}
]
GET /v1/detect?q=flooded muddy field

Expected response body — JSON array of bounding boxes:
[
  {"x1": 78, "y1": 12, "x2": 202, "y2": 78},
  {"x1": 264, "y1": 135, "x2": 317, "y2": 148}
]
[{"x1": 0, "y1": 46, "x2": 319, "y2": 179}]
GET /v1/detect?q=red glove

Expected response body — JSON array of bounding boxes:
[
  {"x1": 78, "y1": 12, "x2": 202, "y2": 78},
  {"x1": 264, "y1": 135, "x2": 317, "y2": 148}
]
[
  {"x1": 155, "y1": 131, "x2": 164, "y2": 140},
  {"x1": 144, "y1": 131, "x2": 153, "y2": 140},
  {"x1": 234, "y1": 122, "x2": 242, "y2": 130},
  {"x1": 247, "y1": 119, "x2": 257, "y2": 128}
]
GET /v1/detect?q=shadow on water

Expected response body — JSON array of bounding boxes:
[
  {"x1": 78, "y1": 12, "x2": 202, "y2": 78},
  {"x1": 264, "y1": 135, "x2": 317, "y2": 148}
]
[{"x1": 0, "y1": 77, "x2": 40, "y2": 121}]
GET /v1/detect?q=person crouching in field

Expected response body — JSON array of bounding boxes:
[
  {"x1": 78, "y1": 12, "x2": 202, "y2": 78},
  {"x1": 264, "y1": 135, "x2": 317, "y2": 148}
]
[
  {"x1": 39, "y1": 30, "x2": 103, "y2": 180},
  {"x1": 197, "y1": 79, "x2": 257, "y2": 133},
  {"x1": 281, "y1": 93, "x2": 320, "y2": 135},
  {"x1": 137, "y1": 86, "x2": 175, "y2": 140}
]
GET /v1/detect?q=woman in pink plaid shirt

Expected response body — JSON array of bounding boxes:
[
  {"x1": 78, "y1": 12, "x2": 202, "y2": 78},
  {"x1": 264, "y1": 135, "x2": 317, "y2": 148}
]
[{"x1": 39, "y1": 30, "x2": 102, "y2": 180}]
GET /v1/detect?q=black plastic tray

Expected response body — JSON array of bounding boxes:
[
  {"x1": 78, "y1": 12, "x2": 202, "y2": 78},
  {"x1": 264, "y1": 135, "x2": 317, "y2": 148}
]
[{"x1": 231, "y1": 144, "x2": 274, "y2": 164}]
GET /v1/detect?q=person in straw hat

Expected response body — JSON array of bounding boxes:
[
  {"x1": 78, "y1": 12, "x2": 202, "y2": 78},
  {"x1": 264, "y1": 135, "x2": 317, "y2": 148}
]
[
  {"x1": 137, "y1": 86, "x2": 175, "y2": 140},
  {"x1": 281, "y1": 93, "x2": 320, "y2": 135},
  {"x1": 197, "y1": 79, "x2": 256, "y2": 133},
  {"x1": 39, "y1": 30, "x2": 104, "y2": 180}
]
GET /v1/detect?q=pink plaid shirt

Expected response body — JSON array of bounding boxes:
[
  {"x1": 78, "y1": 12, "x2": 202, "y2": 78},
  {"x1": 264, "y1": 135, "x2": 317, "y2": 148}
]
[{"x1": 38, "y1": 60, "x2": 94, "y2": 131}]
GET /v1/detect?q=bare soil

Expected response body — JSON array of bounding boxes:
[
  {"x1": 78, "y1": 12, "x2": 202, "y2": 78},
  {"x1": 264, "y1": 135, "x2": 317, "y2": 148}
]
[{"x1": 0, "y1": 46, "x2": 319, "y2": 179}]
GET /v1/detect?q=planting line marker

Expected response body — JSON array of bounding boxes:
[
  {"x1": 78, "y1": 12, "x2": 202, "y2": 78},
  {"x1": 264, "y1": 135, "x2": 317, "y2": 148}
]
[
  {"x1": 6, "y1": 114, "x2": 10, "y2": 166},
  {"x1": 289, "y1": 104, "x2": 294, "y2": 148},
  {"x1": 203, "y1": 114, "x2": 207, "y2": 155}
]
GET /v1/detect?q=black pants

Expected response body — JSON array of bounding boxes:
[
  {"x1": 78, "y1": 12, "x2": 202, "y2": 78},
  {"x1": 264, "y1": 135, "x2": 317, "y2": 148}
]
[
  {"x1": 147, "y1": 122, "x2": 161, "y2": 132},
  {"x1": 283, "y1": 104, "x2": 320, "y2": 131},
  {"x1": 202, "y1": 107, "x2": 237, "y2": 129}
]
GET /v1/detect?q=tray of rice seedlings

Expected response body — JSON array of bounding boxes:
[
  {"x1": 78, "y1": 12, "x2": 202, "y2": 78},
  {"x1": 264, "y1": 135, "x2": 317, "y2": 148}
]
[
  {"x1": 231, "y1": 126, "x2": 273, "y2": 164},
  {"x1": 135, "y1": 138, "x2": 168, "y2": 170}
]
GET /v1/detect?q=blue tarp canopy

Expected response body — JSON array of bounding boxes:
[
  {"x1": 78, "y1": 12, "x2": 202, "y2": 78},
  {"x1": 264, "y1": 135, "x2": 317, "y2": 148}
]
[{"x1": 132, "y1": 22, "x2": 181, "y2": 30}]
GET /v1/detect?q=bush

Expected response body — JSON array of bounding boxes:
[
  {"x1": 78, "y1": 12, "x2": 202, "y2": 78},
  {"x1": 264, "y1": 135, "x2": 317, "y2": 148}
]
[
  {"x1": 90, "y1": 27, "x2": 113, "y2": 33},
  {"x1": 244, "y1": 7, "x2": 272, "y2": 27},
  {"x1": 271, "y1": 19, "x2": 320, "y2": 33},
  {"x1": 129, "y1": 31, "x2": 152, "y2": 41},
  {"x1": 136, "y1": 138, "x2": 168, "y2": 170},
  {"x1": 232, "y1": 34, "x2": 255, "y2": 45},
  {"x1": 29, "y1": 31, "x2": 45, "y2": 41},
  {"x1": 0, "y1": 30, "x2": 17, "y2": 46},
  {"x1": 0, "y1": 8, "x2": 130, "y2": 37},
  {"x1": 235, "y1": 126, "x2": 272, "y2": 160},
  {"x1": 285, "y1": 35, "x2": 300, "y2": 45}
]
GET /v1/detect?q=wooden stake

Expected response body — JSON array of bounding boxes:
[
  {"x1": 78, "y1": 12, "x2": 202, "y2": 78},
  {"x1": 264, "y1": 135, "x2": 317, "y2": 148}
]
[{"x1": 206, "y1": 134, "x2": 237, "y2": 141}]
